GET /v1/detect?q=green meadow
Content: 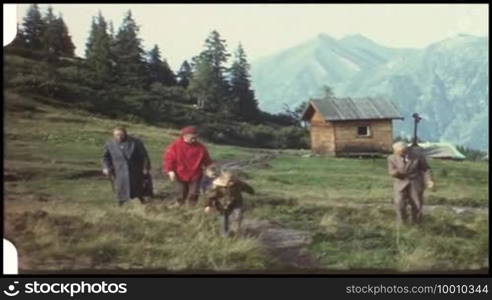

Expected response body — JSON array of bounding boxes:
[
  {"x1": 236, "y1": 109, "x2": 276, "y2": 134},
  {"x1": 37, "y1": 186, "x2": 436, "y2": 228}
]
[{"x1": 4, "y1": 91, "x2": 488, "y2": 273}]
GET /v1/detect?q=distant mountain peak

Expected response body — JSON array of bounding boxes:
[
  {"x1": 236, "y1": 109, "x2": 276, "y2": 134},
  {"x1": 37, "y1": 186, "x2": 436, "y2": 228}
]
[
  {"x1": 340, "y1": 33, "x2": 371, "y2": 41},
  {"x1": 317, "y1": 33, "x2": 376, "y2": 45},
  {"x1": 316, "y1": 33, "x2": 338, "y2": 44},
  {"x1": 429, "y1": 33, "x2": 487, "y2": 50},
  {"x1": 316, "y1": 33, "x2": 334, "y2": 39},
  {"x1": 340, "y1": 33, "x2": 381, "y2": 45},
  {"x1": 446, "y1": 33, "x2": 483, "y2": 42},
  {"x1": 457, "y1": 33, "x2": 474, "y2": 38}
]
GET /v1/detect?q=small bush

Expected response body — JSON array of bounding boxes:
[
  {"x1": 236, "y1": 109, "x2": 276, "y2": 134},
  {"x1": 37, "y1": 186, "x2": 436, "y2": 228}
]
[
  {"x1": 4, "y1": 46, "x2": 47, "y2": 61},
  {"x1": 456, "y1": 145, "x2": 487, "y2": 161}
]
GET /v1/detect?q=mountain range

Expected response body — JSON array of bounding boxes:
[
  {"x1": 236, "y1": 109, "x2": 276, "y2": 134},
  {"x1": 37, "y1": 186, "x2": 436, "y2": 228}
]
[{"x1": 250, "y1": 33, "x2": 489, "y2": 150}]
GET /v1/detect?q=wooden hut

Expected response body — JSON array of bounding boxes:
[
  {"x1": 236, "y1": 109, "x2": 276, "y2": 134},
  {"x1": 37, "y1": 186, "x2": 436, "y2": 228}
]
[{"x1": 301, "y1": 97, "x2": 403, "y2": 156}]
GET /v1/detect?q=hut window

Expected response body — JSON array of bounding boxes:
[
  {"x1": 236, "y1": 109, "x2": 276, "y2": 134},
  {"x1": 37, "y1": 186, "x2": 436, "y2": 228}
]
[{"x1": 357, "y1": 125, "x2": 371, "y2": 137}]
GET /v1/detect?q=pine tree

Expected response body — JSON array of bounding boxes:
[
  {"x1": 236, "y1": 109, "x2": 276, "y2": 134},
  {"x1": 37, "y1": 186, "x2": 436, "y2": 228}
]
[
  {"x1": 107, "y1": 21, "x2": 117, "y2": 68},
  {"x1": 108, "y1": 21, "x2": 115, "y2": 40},
  {"x1": 200, "y1": 30, "x2": 230, "y2": 82},
  {"x1": 146, "y1": 45, "x2": 176, "y2": 86},
  {"x1": 41, "y1": 6, "x2": 59, "y2": 61},
  {"x1": 85, "y1": 16, "x2": 98, "y2": 57},
  {"x1": 10, "y1": 23, "x2": 27, "y2": 48},
  {"x1": 320, "y1": 85, "x2": 335, "y2": 99},
  {"x1": 188, "y1": 59, "x2": 218, "y2": 110},
  {"x1": 189, "y1": 55, "x2": 200, "y2": 72},
  {"x1": 229, "y1": 43, "x2": 259, "y2": 120},
  {"x1": 188, "y1": 30, "x2": 231, "y2": 112},
  {"x1": 56, "y1": 14, "x2": 75, "y2": 56},
  {"x1": 112, "y1": 10, "x2": 146, "y2": 88},
  {"x1": 85, "y1": 12, "x2": 113, "y2": 82},
  {"x1": 176, "y1": 60, "x2": 192, "y2": 88},
  {"x1": 43, "y1": 6, "x2": 57, "y2": 27},
  {"x1": 21, "y1": 4, "x2": 45, "y2": 50},
  {"x1": 42, "y1": 7, "x2": 75, "y2": 58}
]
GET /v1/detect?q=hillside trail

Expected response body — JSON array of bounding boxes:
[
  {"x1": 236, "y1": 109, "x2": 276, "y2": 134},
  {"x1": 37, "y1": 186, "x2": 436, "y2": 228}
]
[
  {"x1": 211, "y1": 151, "x2": 487, "y2": 269},
  {"x1": 240, "y1": 219, "x2": 318, "y2": 269},
  {"x1": 211, "y1": 151, "x2": 321, "y2": 269}
]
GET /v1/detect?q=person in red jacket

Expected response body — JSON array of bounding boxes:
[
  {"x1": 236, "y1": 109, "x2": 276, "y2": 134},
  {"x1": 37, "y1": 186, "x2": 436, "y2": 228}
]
[{"x1": 163, "y1": 126, "x2": 213, "y2": 206}]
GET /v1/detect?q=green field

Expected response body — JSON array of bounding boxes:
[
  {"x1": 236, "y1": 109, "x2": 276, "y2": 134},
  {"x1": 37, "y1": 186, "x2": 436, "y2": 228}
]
[{"x1": 4, "y1": 91, "x2": 489, "y2": 273}]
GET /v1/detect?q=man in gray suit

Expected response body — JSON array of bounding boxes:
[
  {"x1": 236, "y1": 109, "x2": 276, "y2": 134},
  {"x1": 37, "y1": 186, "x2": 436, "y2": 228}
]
[
  {"x1": 388, "y1": 141, "x2": 435, "y2": 224},
  {"x1": 102, "y1": 126, "x2": 151, "y2": 205}
]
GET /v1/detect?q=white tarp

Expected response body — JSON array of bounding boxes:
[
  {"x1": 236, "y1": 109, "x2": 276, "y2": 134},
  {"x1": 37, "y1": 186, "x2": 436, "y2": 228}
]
[{"x1": 414, "y1": 142, "x2": 466, "y2": 160}]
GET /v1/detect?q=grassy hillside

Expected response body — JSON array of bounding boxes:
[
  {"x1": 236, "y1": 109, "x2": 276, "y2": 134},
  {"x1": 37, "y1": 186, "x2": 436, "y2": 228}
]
[
  {"x1": 250, "y1": 156, "x2": 488, "y2": 271},
  {"x1": 4, "y1": 90, "x2": 489, "y2": 273}
]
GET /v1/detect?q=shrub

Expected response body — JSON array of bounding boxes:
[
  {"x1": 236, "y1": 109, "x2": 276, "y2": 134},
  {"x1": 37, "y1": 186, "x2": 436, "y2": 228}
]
[
  {"x1": 456, "y1": 145, "x2": 487, "y2": 161},
  {"x1": 4, "y1": 46, "x2": 47, "y2": 61}
]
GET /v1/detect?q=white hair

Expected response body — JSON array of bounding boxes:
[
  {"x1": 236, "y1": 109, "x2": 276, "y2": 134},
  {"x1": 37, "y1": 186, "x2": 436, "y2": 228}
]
[{"x1": 392, "y1": 141, "x2": 409, "y2": 152}]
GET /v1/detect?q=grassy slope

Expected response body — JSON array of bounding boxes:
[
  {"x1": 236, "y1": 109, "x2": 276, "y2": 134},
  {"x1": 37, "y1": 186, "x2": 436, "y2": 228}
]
[
  {"x1": 4, "y1": 90, "x2": 489, "y2": 273},
  {"x1": 249, "y1": 156, "x2": 488, "y2": 271},
  {"x1": 4, "y1": 91, "x2": 266, "y2": 272}
]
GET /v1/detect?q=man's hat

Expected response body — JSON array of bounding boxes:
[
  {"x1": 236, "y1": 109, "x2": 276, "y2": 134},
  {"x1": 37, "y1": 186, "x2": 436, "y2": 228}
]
[{"x1": 181, "y1": 126, "x2": 197, "y2": 136}]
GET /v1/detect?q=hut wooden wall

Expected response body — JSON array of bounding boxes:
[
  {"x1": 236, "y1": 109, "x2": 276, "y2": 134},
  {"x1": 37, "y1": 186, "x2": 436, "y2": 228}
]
[
  {"x1": 333, "y1": 119, "x2": 393, "y2": 154},
  {"x1": 310, "y1": 110, "x2": 335, "y2": 154}
]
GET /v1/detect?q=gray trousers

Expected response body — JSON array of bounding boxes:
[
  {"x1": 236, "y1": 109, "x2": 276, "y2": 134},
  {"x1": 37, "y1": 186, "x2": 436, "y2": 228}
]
[
  {"x1": 394, "y1": 184, "x2": 424, "y2": 224},
  {"x1": 219, "y1": 208, "x2": 243, "y2": 237}
]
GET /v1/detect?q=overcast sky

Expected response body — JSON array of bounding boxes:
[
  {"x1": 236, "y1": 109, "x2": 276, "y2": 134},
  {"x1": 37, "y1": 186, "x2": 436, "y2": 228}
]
[{"x1": 16, "y1": 4, "x2": 489, "y2": 71}]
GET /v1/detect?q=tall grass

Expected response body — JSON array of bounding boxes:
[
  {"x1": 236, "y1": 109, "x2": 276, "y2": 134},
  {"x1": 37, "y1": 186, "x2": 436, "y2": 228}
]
[{"x1": 4, "y1": 91, "x2": 488, "y2": 272}]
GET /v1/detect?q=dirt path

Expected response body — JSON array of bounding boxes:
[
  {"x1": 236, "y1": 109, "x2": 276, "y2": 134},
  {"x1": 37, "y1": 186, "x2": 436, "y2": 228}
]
[
  {"x1": 238, "y1": 203, "x2": 487, "y2": 270},
  {"x1": 219, "y1": 153, "x2": 323, "y2": 268},
  {"x1": 215, "y1": 151, "x2": 278, "y2": 171},
  {"x1": 241, "y1": 219, "x2": 319, "y2": 269},
  {"x1": 212, "y1": 152, "x2": 320, "y2": 268},
  {"x1": 217, "y1": 152, "x2": 488, "y2": 269}
]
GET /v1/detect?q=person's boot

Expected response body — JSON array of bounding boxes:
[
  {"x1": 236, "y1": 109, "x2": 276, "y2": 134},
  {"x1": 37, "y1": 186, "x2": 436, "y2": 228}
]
[
  {"x1": 171, "y1": 198, "x2": 185, "y2": 208},
  {"x1": 187, "y1": 194, "x2": 199, "y2": 207},
  {"x1": 412, "y1": 214, "x2": 423, "y2": 226}
]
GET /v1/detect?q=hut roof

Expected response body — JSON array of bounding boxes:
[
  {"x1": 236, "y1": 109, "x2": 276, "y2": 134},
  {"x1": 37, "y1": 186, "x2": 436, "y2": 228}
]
[
  {"x1": 414, "y1": 142, "x2": 466, "y2": 160},
  {"x1": 302, "y1": 97, "x2": 404, "y2": 122}
]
